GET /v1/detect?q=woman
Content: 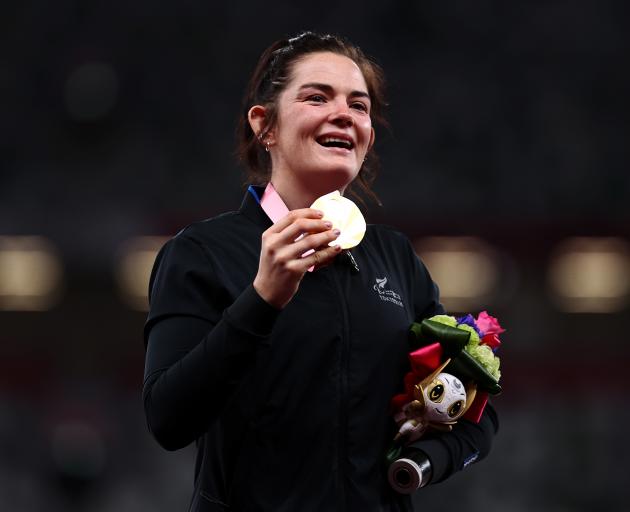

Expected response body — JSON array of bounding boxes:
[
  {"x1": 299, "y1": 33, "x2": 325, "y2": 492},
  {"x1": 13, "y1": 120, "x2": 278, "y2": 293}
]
[{"x1": 143, "y1": 32, "x2": 498, "y2": 511}]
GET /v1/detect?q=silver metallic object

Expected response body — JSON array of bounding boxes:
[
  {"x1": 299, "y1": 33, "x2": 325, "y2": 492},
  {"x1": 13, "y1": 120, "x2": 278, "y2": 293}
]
[{"x1": 388, "y1": 452, "x2": 432, "y2": 494}]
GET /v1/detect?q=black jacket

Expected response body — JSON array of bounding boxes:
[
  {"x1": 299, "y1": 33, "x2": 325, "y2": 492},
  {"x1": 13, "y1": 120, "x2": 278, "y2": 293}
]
[{"x1": 143, "y1": 188, "x2": 499, "y2": 511}]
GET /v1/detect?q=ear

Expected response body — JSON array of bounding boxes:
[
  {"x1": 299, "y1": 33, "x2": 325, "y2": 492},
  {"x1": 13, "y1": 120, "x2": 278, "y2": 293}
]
[
  {"x1": 248, "y1": 105, "x2": 272, "y2": 143},
  {"x1": 414, "y1": 358, "x2": 451, "y2": 400},
  {"x1": 368, "y1": 127, "x2": 375, "y2": 150},
  {"x1": 422, "y1": 358, "x2": 451, "y2": 387}
]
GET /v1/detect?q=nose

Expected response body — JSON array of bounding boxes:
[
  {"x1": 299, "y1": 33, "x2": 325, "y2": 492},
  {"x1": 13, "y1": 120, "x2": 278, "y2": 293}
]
[{"x1": 330, "y1": 100, "x2": 354, "y2": 127}]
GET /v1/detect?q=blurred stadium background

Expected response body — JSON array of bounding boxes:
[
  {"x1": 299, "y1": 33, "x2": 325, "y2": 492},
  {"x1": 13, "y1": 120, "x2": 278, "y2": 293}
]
[{"x1": 1, "y1": 1, "x2": 629, "y2": 510}]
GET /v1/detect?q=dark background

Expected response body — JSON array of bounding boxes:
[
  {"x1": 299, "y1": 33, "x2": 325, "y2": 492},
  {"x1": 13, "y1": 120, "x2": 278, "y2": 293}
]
[{"x1": 1, "y1": 1, "x2": 629, "y2": 510}]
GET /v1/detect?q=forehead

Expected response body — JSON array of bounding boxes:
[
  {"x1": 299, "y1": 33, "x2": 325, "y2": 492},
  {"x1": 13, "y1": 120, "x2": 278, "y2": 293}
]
[{"x1": 287, "y1": 52, "x2": 368, "y2": 92}]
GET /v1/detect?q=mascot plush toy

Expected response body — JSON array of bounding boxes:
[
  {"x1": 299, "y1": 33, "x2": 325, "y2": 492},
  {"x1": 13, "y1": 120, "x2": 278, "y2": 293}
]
[
  {"x1": 393, "y1": 359, "x2": 475, "y2": 444},
  {"x1": 387, "y1": 312, "x2": 504, "y2": 493}
]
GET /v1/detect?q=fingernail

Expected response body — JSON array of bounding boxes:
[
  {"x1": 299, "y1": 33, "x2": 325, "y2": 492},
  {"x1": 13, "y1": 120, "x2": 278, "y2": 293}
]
[
  {"x1": 333, "y1": 229, "x2": 341, "y2": 236},
  {"x1": 324, "y1": 221, "x2": 333, "y2": 228},
  {"x1": 315, "y1": 210, "x2": 324, "y2": 217}
]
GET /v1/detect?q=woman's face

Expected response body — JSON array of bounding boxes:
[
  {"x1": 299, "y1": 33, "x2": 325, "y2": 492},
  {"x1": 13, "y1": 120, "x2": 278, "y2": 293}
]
[{"x1": 266, "y1": 52, "x2": 375, "y2": 194}]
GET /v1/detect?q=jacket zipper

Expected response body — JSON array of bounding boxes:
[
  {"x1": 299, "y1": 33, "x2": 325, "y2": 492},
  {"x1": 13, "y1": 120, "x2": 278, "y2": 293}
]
[{"x1": 330, "y1": 264, "x2": 350, "y2": 511}]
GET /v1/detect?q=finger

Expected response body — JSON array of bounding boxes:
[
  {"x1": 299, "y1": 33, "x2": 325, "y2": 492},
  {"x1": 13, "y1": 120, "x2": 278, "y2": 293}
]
[
  {"x1": 283, "y1": 229, "x2": 341, "y2": 259},
  {"x1": 302, "y1": 244, "x2": 343, "y2": 271},
  {"x1": 276, "y1": 218, "x2": 334, "y2": 245},
  {"x1": 268, "y1": 229, "x2": 339, "y2": 272},
  {"x1": 266, "y1": 208, "x2": 324, "y2": 234}
]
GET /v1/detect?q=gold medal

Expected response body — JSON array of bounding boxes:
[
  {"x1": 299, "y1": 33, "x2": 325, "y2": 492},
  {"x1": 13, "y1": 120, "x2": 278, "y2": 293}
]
[{"x1": 311, "y1": 191, "x2": 366, "y2": 249}]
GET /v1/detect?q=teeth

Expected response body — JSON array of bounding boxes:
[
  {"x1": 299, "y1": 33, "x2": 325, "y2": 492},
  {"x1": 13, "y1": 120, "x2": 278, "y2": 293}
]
[{"x1": 319, "y1": 137, "x2": 353, "y2": 149}]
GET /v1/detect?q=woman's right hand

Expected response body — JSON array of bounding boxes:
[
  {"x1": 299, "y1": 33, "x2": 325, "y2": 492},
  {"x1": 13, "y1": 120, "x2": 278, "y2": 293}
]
[{"x1": 253, "y1": 208, "x2": 342, "y2": 309}]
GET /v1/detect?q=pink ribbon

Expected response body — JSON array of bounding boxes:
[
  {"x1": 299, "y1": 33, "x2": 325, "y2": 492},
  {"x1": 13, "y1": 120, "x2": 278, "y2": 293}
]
[{"x1": 259, "y1": 182, "x2": 315, "y2": 271}]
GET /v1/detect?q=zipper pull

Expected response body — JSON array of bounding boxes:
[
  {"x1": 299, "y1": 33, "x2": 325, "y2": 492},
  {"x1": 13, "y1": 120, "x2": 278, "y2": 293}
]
[{"x1": 344, "y1": 250, "x2": 360, "y2": 274}]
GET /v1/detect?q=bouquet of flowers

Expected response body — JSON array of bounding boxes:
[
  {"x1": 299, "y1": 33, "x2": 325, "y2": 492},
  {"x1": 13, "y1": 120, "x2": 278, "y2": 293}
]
[{"x1": 387, "y1": 311, "x2": 505, "y2": 493}]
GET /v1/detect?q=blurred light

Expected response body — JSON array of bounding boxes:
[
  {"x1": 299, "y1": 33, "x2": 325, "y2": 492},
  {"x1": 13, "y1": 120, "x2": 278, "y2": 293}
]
[
  {"x1": 64, "y1": 61, "x2": 119, "y2": 122},
  {"x1": 414, "y1": 237, "x2": 500, "y2": 312},
  {"x1": 548, "y1": 237, "x2": 630, "y2": 313},
  {"x1": 0, "y1": 236, "x2": 64, "y2": 311},
  {"x1": 115, "y1": 236, "x2": 168, "y2": 311}
]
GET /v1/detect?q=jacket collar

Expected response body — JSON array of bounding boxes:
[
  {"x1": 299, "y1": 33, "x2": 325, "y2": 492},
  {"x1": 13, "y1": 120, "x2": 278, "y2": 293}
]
[{"x1": 239, "y1": 185, "x2": 273, "y2": 230}]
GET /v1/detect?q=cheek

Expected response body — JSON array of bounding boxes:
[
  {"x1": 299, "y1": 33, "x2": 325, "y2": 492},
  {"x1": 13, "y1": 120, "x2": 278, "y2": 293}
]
[
  {"x1": 276, "y1": 107, "x2": 316, "y2": 141},
  {"x1": 356, "y1": 119, "x2": 373, "y2": 147},
  {"x1": 294, "y1": 107, "x2": 325, "y2": 133}
]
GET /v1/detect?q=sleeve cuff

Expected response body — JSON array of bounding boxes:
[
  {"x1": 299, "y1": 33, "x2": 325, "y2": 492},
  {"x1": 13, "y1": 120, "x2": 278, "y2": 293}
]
[
  {"x1": 408, "y1": 438, "x2": 450, "y2": 483},
  {"x1": 223, "y1": 284, "x2": 281, "y2": 338}
]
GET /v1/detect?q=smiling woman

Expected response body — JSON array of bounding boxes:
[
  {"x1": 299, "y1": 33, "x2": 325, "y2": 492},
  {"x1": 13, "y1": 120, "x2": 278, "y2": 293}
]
[
  {"x1": 142, "y1": 31, "x2": 498, "y2": 512},
  {"x1": 248, "y1": 52, "x2": 375, "y2": 210},
  {"x1": 237, "y1": 32, "x2": 387, "y2": 207}
]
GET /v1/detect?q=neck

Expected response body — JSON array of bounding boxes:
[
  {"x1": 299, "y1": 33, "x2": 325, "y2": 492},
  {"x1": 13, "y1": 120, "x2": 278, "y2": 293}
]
[{"x1": 270, "y1": 173, "x2": 347, "y2": 210}]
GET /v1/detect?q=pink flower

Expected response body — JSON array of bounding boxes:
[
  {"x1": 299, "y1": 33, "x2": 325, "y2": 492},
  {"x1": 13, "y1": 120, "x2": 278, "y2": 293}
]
[
  {"x1": 476, "y1": 311, "x2": 505, "y2": 350},
  {"x1": 475, "y1": 311, "x2": 505, "y2": 336}
]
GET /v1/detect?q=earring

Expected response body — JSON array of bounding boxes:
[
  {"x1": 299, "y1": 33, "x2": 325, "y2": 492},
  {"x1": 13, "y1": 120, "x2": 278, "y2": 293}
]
[{"x1": 258, "y1": 133, "x2": 271, "y2": 153}]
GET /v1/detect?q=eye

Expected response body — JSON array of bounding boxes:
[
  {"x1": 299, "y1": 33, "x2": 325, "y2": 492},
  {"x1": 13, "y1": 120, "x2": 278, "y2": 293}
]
[
  {"x1": 350, "y1": 101, "x2": 368, "y2": 113},
  {"x1": 448, "y1": 400, "x2": 464, "y2": 418},
  {"x1": 307, "y1": 94, "x2": 326, "y2": 103},
  {"x1": 427, "y1": 380, "x2": 444, "y2": 403}
]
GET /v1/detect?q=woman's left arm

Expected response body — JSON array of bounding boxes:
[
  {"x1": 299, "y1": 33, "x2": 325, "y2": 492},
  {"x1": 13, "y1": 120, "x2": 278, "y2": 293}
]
[
  {"x1": 410, "y1": 401, "x2": 499, "y2": 483},
  {"x1": 405, "y1": 235, "x2": 500, "y2": 483}
]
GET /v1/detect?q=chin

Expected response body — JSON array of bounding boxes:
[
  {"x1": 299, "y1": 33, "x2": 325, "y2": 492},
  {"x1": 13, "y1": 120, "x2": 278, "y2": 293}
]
[{"x1": 312, "y1": 166, "x2": 359, "y2": 193}]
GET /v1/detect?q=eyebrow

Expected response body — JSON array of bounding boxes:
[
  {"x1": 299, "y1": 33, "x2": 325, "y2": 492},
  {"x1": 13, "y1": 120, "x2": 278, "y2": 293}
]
[{"x1": 298, "y1": 82, "x2": 371, "y2": 101}]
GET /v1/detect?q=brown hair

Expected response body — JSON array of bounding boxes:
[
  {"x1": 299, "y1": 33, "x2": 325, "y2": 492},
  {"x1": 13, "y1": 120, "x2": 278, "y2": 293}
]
[{"x1": 236, "y1": 31, "x2": 388, "y2": 205}]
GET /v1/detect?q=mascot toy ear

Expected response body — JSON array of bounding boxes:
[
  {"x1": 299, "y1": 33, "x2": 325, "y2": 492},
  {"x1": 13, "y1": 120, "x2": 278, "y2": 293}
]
[{"x1": 413, "y1": 358, "x2": 451, "y2": 401}]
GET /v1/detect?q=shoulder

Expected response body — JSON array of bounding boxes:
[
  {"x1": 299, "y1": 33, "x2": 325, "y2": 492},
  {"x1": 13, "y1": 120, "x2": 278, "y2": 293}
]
[
  {"x1": 174, "y1": 210, "x2": 244, "y2": 245},
  {"x1": 149, "y1": 211, "x2": 243, "y2": 276},
  {"x1": 364, "y1": 223, "x2": 415, "y2": 253},
  {"x1": 160, "y1": 209, "x2": 261, "y2": 258},
  {"x1": 356, "y1": 224, "x2": 422, "y2": 277},
  {"x1": 148, "y1": 211, "x2": 250, "y2": 300},
  {"x1": 363, "y1": 223, "x2": 434, "y2": 278},
  {"x1": 152, "y1": 207, "x2": 262, "y2": 291}
]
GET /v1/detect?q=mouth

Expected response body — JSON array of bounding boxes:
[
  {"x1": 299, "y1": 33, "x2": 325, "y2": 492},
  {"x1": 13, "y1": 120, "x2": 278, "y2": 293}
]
[{"x1": 316, "y1": 135, "x2": 354, "y2": 151}]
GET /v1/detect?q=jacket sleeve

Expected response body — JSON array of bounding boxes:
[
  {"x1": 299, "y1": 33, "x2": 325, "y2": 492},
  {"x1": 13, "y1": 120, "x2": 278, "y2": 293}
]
[
  {"x1": 405, "y1": 235, "x2": 500, "y2": 483},
  {"x1": 142, "y1": 233, "x2": 280, "y2": 451},
  {"x1": 410, "y1": 401, "x2": 499, "y2": 483}
]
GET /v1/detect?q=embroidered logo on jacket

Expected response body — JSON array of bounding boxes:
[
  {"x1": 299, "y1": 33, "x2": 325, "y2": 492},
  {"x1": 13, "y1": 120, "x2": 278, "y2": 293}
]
[{"x1": 373, "y1": 277, "x2": 404, "y2": 307}]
